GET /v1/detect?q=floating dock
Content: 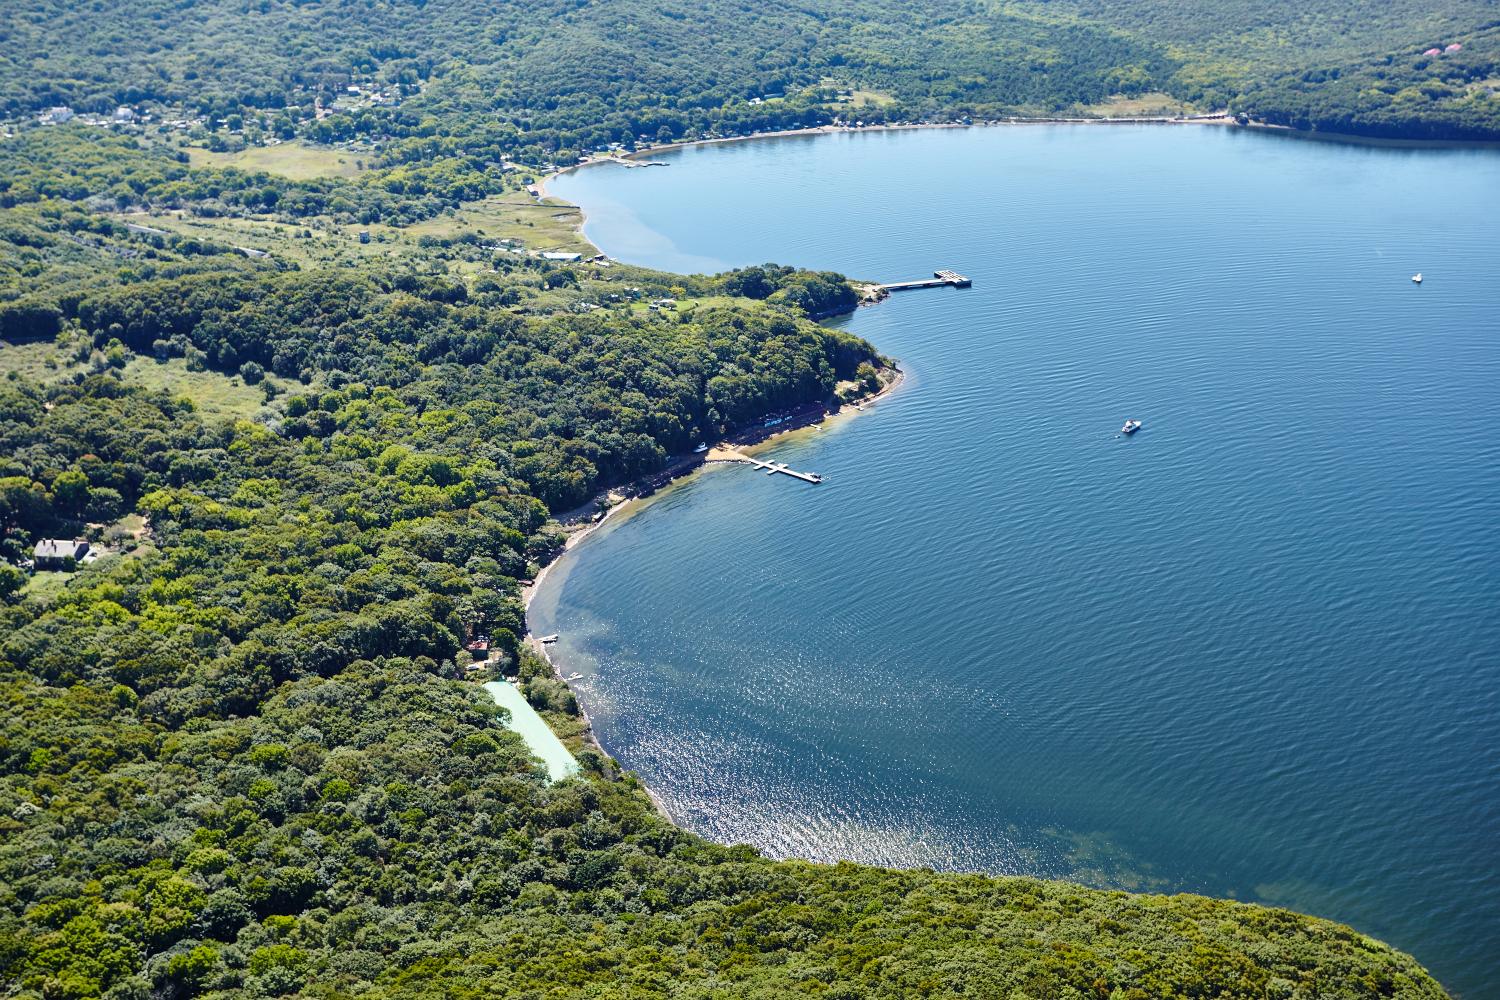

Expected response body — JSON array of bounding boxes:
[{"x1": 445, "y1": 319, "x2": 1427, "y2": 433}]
[
  {"x1": 742, "y1": 455, "x2": 823, "y2": 484},
  {"x1": 879, "y1": 270, "x2": 971, "y2": 292},
  {"x1": 598, "y1": 155, "x2": 669, "y2": 168}
]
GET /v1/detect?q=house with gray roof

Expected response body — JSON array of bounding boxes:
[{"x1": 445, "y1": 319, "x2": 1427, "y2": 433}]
[{"x1": 32, "y1": 539, "x2": 88, "y2": 570}]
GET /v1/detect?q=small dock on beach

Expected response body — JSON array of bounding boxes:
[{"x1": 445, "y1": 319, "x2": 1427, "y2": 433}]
[
  {"x1": 745, "y1": 456, "x2": 822, "y2": 483},
  {"x1": 716, "y1": 452, "x2": 823, "y2": 483},
  {"x1": 880, "y1": 270, "x2": 971, "y2": 292},
  {"x1": 706, "y1": 447, "x2": 823, "y2": 484},
  {"x1": 598, "y1": 155, "x2": 669, "y2": 168}
]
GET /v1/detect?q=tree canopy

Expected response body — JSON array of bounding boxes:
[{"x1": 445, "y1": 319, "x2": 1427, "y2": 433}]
[{"x1": 0, "y1": 3, "x2": 1469, "y2": 996}]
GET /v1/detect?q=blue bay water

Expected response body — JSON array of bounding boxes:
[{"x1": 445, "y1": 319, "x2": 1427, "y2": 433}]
[{"x1": 540, "y1": 126, "x2": 1500, "y2": 996}]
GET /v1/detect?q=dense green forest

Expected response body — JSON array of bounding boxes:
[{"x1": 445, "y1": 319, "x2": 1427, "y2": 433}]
[
  {"x1": 0, "y1": 192, "x2": 1449, "y2": 999},
  {"x1": 2, "y1": 0, "x2": 1497, "y2": 162},
  {"x1": 1231, "y1": 23, "x2": 1500, "y2": 140},
  {"x1": 0, "y1": 0, "x2": 1472, "y2": 996}
]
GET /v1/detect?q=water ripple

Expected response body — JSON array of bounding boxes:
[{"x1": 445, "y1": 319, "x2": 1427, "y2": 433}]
[{"x1": 543, "y1": 125, "x2": 1500, "y2": 997}]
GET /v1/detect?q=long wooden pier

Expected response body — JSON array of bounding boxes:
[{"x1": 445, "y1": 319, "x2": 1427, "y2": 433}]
[
  {"x1": 880, "y1": 270, "x2": 971, "y2": 292},
  {"x1": 743, "y1": 455, "x2": 823, "y2": 484}
]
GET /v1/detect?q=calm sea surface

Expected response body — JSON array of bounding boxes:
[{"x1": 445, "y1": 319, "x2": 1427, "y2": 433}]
[{"x1": 542, "y1": 126, "x2": 1500, "y2": 996}]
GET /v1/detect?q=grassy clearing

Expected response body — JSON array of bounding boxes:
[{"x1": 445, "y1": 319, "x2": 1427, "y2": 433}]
[
  {"x1": 117, "y1": 209, "x2": 450, "y2": 269},
  {"x1": 185, "y1": 142, "x2": 364, "y2": 180},
  {"x1": 842, "y1": 89, "x2": 898, "y2": 109},
  {"x1": 116, "y1": 188, "x2": 595, "y2": 272},
  {"x1": 0, "y1": 340, "x2": 67, "y2": 381},
  {"x1": 118, "y1": 210, "x2": 365, "y2": 266},
  {"x1": 1, "y1": 341, "x2": 294, "y2": 422},
  {"x1": 624, "y1": 294, "x2": 762, "y2": 320},
  {"x1": 114, "y1": 513, "x2": 147, "y2": 539},
  {"x1": 21, "y1": 570, "x2": 73, "y2": 603},
  {"x1": 817, "y1": 78, "x2": 898, "y2": 110},
  {"x1": 401, "y1": 191, "x2": 596, "y2": 255},
  {"x1": 118, "y1": 356, "x2": 283, "y2": 421},
  {"x1": 1083, "y1": 92, "x2": 1197, "y2": 116}
]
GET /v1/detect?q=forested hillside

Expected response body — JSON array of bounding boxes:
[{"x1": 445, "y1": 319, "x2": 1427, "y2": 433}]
[
  {"x1": 0, "y1": 1, "x2": 1470, "y2": 996},
  {"x1": 2, "y1": 0, "x2": 1497, "y2": 155},
  {"x1": 1230, "y1": 22, "x2": 1500, "y2": 140},
  {"x1": 0, "y1": 173, "x2": 1450, "y2": 996}
]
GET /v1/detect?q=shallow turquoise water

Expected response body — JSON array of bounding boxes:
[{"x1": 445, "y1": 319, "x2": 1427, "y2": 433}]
[{"x1": 540, "y1": 126, "x2": 1500, "y2": 996}]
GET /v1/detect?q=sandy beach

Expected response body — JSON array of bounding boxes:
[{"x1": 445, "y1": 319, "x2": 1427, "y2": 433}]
[
  {"x1": 522, "y1": 363, "x2": 905, "y2": 628},
  {"x1": 521, "y1": 363, "x2": 906, "y2": 625}
]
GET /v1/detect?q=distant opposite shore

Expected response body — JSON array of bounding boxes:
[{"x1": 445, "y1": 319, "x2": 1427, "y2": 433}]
[
  {"x1": 539, "y1": 115, "x2": 1233, "y2": 196},
  {"x1": 540, "y1": 112, "x2": 1500, "y2": 201}
]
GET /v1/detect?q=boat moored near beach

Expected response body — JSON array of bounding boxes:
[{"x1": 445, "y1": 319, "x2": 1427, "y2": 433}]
[{"x1": 1412, "y1": 273, "x2": 1423, "y2": 284}]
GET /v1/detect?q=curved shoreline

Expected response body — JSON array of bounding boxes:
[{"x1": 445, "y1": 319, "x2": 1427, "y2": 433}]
[
  {"x1": 520, "y1": 113, "x2": 1486, "y2": 867},
  {"x1": 536, "y1": 117, "x2": 1231, "y2": 261},
  {"x1": 537, "y1": 116, "x2": 1235, "y2": 209},
  {"x1": 518, "y1": 365, "x2": 907, "y2": 814},
  {"x1": 537, "y1": 114, "x2": 1497, "y2": 220},
  {"x1": 523, "y1": 363, "x2": 905, "y2": 614}
]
